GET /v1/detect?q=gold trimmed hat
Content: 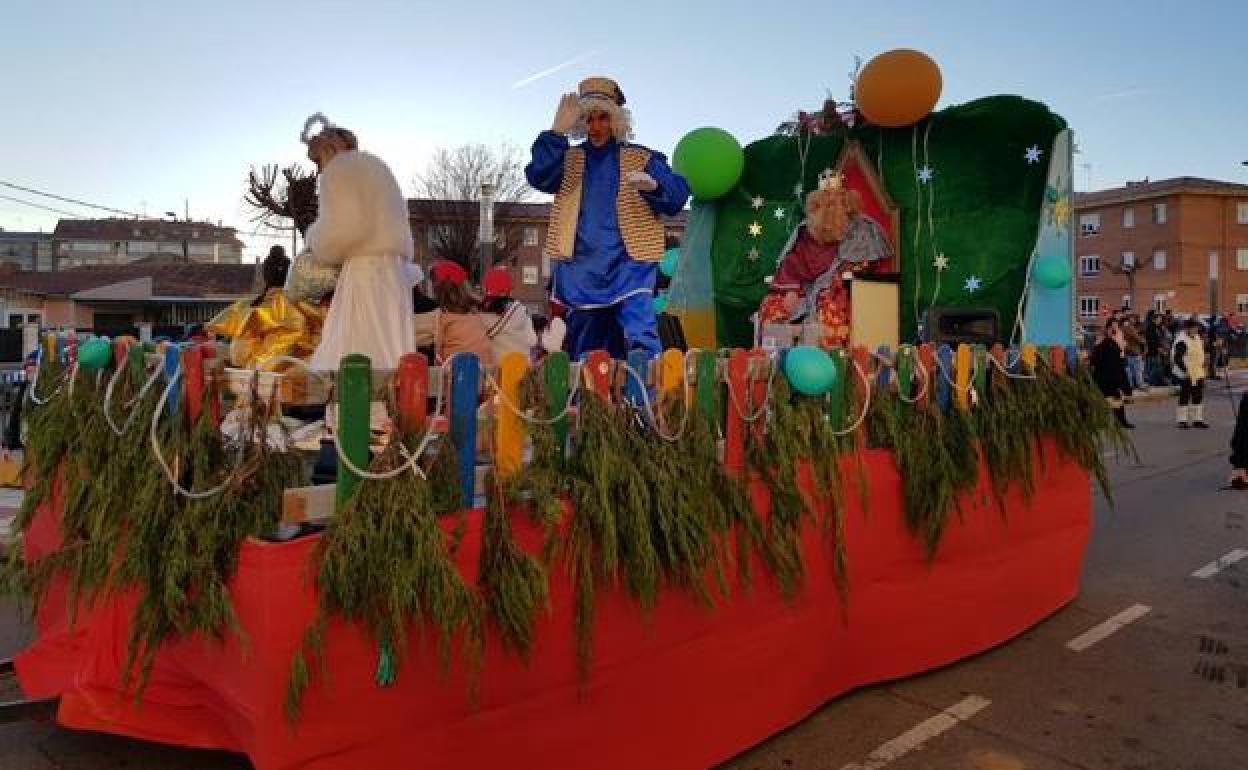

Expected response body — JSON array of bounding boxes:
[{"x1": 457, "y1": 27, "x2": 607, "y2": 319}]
[{"x1": 578, "y1": 76, "x2": 626, "y2": 107}]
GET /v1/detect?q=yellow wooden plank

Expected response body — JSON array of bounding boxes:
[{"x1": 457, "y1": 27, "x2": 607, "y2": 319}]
[
  {"x1": 1021, "y1": 343, "x2": 1037, "y2": 373},
  {"x1": 496, "y1": 352, "x2": 528, "y2": 479},
  {"x1": 659, "y1": 349, "x2": 685, "y2": 398},
  {"x1": 955, "y1": 343, "x2": 972, "y2": 411}
]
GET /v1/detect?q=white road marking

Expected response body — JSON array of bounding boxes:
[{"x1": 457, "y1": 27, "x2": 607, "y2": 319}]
[
  {"x1": 838, "y1": 695, "x2": 991, "y2": 770},
  {"x1": 1066, "y1": 604, "x2": 1151, "y2": 652},
  {"x1": 1191, "y1": 548, "x2": 1248, "y2": 579}
]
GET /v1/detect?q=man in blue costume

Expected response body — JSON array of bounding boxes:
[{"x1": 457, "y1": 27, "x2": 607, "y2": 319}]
[{"x1": 525, "y1": 76, "x2": 690, "y2": 359}]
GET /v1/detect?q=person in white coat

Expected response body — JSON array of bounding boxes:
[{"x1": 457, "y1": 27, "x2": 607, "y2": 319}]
[
  {"x1": 480, "y1": 267, "x2": 537, "y2": 362},
  {"x1": 1171, "y1": 319, "x2": 1208, "y2": 429},
  {"x1": 300, "y1": 114, "x2": 415, "y2": 372}
]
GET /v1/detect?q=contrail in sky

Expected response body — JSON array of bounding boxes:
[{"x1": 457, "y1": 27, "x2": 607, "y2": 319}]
[
  {"x1": 512, "y1": 49, "x2": 602, "y2": 89},
  {"x1": 1092, "y1": 88, "x2": 1152, "y2": 103}
]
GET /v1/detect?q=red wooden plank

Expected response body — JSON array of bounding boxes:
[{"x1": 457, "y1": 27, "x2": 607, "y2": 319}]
[{"x1": 396, "y1": 353, "x2": 429, "y2": 436}]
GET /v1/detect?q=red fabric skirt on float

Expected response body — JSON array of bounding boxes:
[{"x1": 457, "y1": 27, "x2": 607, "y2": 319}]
[{"x1": 16, "y1": 442, "x2": 1091, "y2": 770}]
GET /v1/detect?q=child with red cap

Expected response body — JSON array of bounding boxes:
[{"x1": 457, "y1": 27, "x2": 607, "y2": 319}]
[
  {"x1": 481, "y1": 267, "x2": 538, "y2": 362},
  {"x1": 414, "y1": 260, "x2": 495, "y2": 366}
]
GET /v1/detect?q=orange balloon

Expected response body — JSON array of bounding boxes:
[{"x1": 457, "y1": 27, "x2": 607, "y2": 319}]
[{"x1": 855, "y1": 49, "x2": 943, "y2": 128}]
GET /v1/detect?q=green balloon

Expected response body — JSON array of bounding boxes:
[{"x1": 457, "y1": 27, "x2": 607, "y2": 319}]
[
  {"x1": 660, "y1": 247, "x2": 680, "y2": 278},
  {"x1": 783, "y1": 345, "x2": 836, "y2": 396},
  {"x1": 653, "y1": 293, "x2": 669, "y2": 314},
  {"x1": 1033, "y1": 254, "x2": 1071, "y2": 289},
  {"x1": 672, "y1": 127, "x2": 745, "y2": 201},
  {"x1": 77, "y1": 337, "x2": 112, "y2": 371}
]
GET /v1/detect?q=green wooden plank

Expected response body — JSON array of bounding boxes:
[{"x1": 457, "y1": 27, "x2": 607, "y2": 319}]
[
  {"x1": 544, "y1": 352, "x2": 570, "y2": 459},
  {"x1": 336, "y1": 353, "x2": 372, "y2": 509}
]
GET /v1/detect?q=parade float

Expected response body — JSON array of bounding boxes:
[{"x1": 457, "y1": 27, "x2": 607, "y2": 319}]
[{"x1": 3, "y1": 51, "x2": 1124, "y2": 770}]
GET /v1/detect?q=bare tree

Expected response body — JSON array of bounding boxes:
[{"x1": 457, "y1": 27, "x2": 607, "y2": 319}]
[
  {"x1": 411, "y1": 143, "x2": 535, "y2": 273},
  {"x1": 244, "y1": 163, "x2": 319, "y2": 237}
]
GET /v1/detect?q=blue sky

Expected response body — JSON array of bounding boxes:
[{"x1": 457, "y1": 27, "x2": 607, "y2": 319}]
[{"x1": 3, "y1": 0, "x2": 1245, "y2": 258}]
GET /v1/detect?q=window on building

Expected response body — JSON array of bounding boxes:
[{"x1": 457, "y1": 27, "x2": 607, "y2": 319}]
[
  {"x1": 187, "y1": 243, "x2": 215, "y2": 257},
  {"x1": 523, "y1": 226, "x2": 539, "y2": 247},
  {"x1": 1238, "y1": 295, "x2": 1248, "y2": 314},
  {"x1": 1152, "y1": 249, "x2": 1167, "y2": 270},
  {"x1": 70, "y1": 241, "x2": 111, "y2": 253},
  {"x1": 1153, "y1": 294, "x2": 1167, "y2": 313},
  {"x1": 1122, "y1": 294, "x2": 1132, "y2": 310},
  {"x1": 1238, "y1": 202, "x2": 1248, "y2": 225},
  {"x1": 1152, "y1": 202, "x2": 1167, "y2": 224},
  {"x1": 1121, "y1": 251, "x2": 1135, "y2": 269},
  {"x1": 1079, "y1": 255, "x2": 1100, "y2": 276},
  {"x1": 1122, "y1": 208, "x2": 1135, "y2": 228},
  {"x1": 1236, "y1": 248, "x2": 1248, "y2": 271},
  {"x1": 128, "y1": 240, "x2": 159, "y2": 253},
  {"x1": 542, "y1": 252, "x2": 550, "y2": 277},
  {"x1": 1079, "y1": 296, "x2": 1100, "y2": 318},
  {"x1": 1079, "y1": 213, "x2": 1101, "y2": 237},
  {"x1": 522, "y1": 266, "x2": 539, "y2": 285}
]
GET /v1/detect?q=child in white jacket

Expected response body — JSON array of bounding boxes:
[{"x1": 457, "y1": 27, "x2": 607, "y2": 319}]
[{"x1": 480, "y1": 267, "x2": 537, "y2": 362}]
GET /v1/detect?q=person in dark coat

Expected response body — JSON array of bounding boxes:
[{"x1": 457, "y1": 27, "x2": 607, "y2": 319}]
[
  {"x1": 1090, "y1": 317, "x2": 1134, "y2": 429},
  {"x1": 1229, "y1": 394, "x2": 1248, "y2": 488}
]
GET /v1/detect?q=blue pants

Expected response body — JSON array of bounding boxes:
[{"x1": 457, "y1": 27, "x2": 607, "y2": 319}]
[{"x1": 564, "y1": 292, "x2": 661, "y2": 360}]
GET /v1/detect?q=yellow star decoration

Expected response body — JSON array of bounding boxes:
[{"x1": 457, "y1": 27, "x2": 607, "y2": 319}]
[
  {"x1": 1052, "y1": 196, "x2": 1072, "y2": 229},
  {"x1": 748, "y1": 221, "x2": 763, "y2": 237}
]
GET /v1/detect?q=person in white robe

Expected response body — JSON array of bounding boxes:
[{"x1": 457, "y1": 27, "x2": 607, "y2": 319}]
[{"x1": 299, "y1": 113, "x2": 415, "y2": 372}]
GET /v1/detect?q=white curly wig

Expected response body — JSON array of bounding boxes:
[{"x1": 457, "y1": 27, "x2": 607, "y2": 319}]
[{"x1": 566, "y1": 77, "x2": 634, "y2": 142}]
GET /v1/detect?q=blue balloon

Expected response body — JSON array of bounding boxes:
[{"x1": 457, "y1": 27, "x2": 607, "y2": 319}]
[
  {"x1": 783, "y1": 345, "x2": 837, "y2": 396},
  {"x1": 1033, "y1": 254, "x2": 1072, "y2": 289},
  {"x1": 653, "y1": 293, "x2": 669, "y2": 314},
  {"x1": 660, "y1": 248, "x2": 680, "y2": 278}
]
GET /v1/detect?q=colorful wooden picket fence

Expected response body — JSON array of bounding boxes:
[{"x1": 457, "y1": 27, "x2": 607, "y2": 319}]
[{"x1": 31, "y1": 332, "x2": 1084, "y2": 516}]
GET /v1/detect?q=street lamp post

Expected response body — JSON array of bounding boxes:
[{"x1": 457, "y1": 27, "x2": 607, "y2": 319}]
[{"x1": 479, "y1": 181, "x2": 496, "y2": 277}]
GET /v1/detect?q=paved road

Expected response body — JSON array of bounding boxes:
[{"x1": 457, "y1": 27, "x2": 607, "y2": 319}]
[{"x1": 1, "y1": 380, "x2": 1246, "y2": 769}]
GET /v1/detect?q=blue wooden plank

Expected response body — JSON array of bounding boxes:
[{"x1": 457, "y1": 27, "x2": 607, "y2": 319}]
[
  {"x1": 625, "y1": 349, "x2": 650, "y2": 414},
  {"x1": 936, "y1": 344, "x2": 954, "y2": 413},
  {"x1": 875, "y1": 345, "x2": 892, "y2": 388},
  {"x1": 449, "y1": 353, "x2": 480, "y2": 510},
  {"x1": 163, "y1": 345, "x2": 181, "y2": 417}
]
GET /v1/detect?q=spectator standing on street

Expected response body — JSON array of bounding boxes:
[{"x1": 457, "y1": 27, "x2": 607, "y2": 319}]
[
  {"x1": 1091, "y1": 318, "x2": 1134, "y2": 429},
  {"x1": 1144, "y1": 310, "x2": 1163, "y2": 386},
  {"x1": 1123, "y1": 314, "x2": 1146, "y2": 392},
  {"x1": 1172, "y1": 319, "x2": 1208, "y2": 429}
]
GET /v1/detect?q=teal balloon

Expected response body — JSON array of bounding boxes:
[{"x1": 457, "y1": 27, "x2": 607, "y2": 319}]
[
  {"x1": 660, "y1": 247, "x2": 680, "y2": 278},
  {"x1": 783, "y1": 345, "x2": 837, "y2": 396},
  {"x1": 77, "y1": 337, "x2": 112, "y2": 371},
  {"x1": 1033, "y1": 254, "x2": 1072, "y2": 289},
  {"x1": 672, "y1": 127, "x2": 745, "y2": 201},
  {"x1": 653, "y1": 293, "x2": 669, "y2": 314}
]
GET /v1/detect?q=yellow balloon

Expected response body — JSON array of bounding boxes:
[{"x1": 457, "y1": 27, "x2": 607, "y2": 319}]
[{"x1": 855, "y1": 49, "x2": 943, "y2": 128}]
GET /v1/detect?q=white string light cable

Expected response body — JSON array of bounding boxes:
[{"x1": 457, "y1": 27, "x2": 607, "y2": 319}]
[
  {"x1": 483, "y1": 360, "x2": 582, "y2": 427},
  {"x1": 725, "y1": 353, "x2": 780, "y2": 423},
  {"x1": 618, "y1": 351, "x2": 699, "y2": 443},
  {"x1": 103, "y1": 356, "x2": 165, "y2": 436},
  {"x1": 871, "y1": 348, "x2": 931, "y2": 405},
  {"x1": 26, "y1": 348, "x2": 67, "y2": 406},
  {"x1": 149, "y1": 363, "x2": 245, "y2": 500},
  {"x1": 65, "y1": 361, "x2": 81, "y2": 399},
  {"x1": 830, "y1": 358, "x2": 873, "y2": 436},
  {"x1": 934, "y1": 353, "x2": 982, "y2": 395},
  {"x1": 299, "y1": 355, "x2": 445, "y2": 483},
  {"x1": 986, "y1": 351, "x2": 1037, "y2": 380}
]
